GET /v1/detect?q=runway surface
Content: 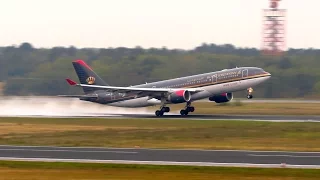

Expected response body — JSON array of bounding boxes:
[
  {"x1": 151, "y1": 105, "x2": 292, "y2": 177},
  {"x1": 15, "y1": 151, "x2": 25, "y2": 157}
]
[
  {"x1": 86, "y1": 114, "x2": 320, "y2": 122},
  {"x1": 0, "y1": 97, "x2": 319, "y2": 169},
  {"x1": 1, "y1": 96, "x2": 320, "y2": 122},
  {"x1": 0, "y1": 145, "x2": 319, "y2": 169},
  {"x1": 114, "y1": 114, "x2": 320, "y2": 122},
  {"x1": 7, "y1": 114, "x2": 320, "y2": 122}
]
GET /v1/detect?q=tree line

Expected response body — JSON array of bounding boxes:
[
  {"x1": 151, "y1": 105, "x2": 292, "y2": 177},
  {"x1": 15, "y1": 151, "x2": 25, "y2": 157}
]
[{"x1": 1, "y1": 42, "x2": 320, "y2": 98}]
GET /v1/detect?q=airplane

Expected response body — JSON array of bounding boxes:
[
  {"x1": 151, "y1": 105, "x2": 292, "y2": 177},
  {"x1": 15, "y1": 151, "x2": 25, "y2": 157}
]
[{"x1": 58, "y1": 60, "x2": 271, "y2": 116}]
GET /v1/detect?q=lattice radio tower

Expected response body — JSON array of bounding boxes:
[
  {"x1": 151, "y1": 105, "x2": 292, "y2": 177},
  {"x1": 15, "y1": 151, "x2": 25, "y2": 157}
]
[{"x1": 262, "y1": 0, "x2": 287, "y2": 56}]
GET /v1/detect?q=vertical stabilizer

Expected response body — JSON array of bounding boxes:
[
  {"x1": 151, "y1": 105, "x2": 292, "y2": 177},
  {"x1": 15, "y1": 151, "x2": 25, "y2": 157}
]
[{"x1": 72, "y1": 60, "x2": 108, "y2": 94}]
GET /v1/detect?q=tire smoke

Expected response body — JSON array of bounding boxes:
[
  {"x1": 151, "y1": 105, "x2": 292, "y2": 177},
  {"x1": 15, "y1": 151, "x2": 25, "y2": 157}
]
[{"x1": 0, "y1": 96, "x2": 154, "y2": 117}]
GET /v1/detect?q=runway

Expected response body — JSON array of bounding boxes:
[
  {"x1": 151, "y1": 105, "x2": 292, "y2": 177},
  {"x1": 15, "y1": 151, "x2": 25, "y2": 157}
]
[
  {"x1": 1, "y1": 96, "x2": 320, "y2": 122},
  {"x1": 117, "y1": 114, "x2": 320, "y2": 122},
  {"x1": 0, "y1": 145, "x2": 319, "y2": 169},
  {"x1": 123, "y1": 114, "x2": 320, "y2": 122},
  {"x1": 1, "y1": 97, "x2": 319, "y2": 169},
  {"x1": 9, "y1": 113, "x2": 320, "y2": 122},
  {"x1": 87, "y1": 114, "x2": 320, "y2": 122}
]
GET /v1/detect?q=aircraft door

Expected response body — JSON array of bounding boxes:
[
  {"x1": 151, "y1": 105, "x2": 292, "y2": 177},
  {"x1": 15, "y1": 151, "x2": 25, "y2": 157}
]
[
  {"x1": 110, "y1": 92, "x2": 116, "y2": 100},
  {"x1": 242, "y1": 69, "x2": 248, "y2": 78},
  {"x1": 211, "y1": 74, "x2": 217, "y2": 83}
]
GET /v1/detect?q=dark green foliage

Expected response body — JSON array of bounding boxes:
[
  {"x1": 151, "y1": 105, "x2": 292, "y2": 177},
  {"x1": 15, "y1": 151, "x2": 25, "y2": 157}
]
[{"x1": 1, "y1": 43, "x2": 320, "y2": 98}]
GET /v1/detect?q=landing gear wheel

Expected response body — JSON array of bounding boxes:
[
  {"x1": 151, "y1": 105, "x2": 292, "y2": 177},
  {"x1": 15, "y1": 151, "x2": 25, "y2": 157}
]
[
  {"x1": 187, "y1": 106, "x2": 195, "y2": 112},
  {"x1": 155, "y1": 110, "x2": 164, "y2": 116},
  {"x1": 161, "y1": 107, "x2": 170, "y2": 112},
  {"x1": 180, "y1": 110, "x2": 189, "y2": 116},
  {"x1": 247, "y1": 95, "x2": 253, "y2": 99},
  {"x1": 181, "y1": 102, "x2": 194, "y2": 116}
]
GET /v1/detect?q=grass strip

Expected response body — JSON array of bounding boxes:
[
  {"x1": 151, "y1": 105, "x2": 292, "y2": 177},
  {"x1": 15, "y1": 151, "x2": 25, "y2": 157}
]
[
  {"x1": 0, "y1": 117, "x2": 319, "y2": 151},
  {"x1": 0, "y1": 161, "x2": 319, "y2": 180}
]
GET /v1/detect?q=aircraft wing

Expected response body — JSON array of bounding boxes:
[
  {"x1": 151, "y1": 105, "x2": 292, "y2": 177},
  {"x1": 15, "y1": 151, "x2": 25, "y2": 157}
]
[{"x1": 65, "y1": 78, "x2": 203, "y2": 95}]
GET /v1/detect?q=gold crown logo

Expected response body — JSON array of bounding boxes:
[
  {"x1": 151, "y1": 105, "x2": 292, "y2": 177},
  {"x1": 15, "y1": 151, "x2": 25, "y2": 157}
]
[{"x1": 86, "y1": 76, "x2": 95, "y2": 84}]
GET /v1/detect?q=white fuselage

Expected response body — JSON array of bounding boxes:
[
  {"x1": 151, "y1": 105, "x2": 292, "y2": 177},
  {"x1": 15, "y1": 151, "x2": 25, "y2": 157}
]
[{"x1": 108, "y1": 76, "x2": 270, "y2": 108}]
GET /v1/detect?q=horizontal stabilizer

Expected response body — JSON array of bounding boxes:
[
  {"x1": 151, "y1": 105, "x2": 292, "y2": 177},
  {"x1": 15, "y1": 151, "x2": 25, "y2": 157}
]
[{"x1": 66, "y1": 78, "x2": 77, "y2": 86}]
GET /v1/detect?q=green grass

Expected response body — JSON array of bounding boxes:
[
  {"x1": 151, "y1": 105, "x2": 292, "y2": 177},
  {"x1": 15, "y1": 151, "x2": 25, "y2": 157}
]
[
  {"x1": 0, "y1": 117, "x2": 320, "y2": 151},
  {"x1": 0, "y1": 161, "x2": 319, "y2": 180}
]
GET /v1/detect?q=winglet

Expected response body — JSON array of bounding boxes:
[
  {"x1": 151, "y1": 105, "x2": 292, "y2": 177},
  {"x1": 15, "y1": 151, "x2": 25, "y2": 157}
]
[{"x1": 66, "y1": 78, "x2": 77, "y2": 86}]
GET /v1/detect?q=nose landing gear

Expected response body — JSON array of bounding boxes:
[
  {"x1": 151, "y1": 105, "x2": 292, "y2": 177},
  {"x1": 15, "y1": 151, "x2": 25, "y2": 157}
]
[{"x1": 247, "y1": 87, "x2": 253, "y2": 99}]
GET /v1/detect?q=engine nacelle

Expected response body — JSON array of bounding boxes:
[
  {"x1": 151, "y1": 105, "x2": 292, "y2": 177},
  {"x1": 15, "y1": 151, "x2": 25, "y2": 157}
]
[
  {"x1": 167, "y1": 90, "x2": 191, "y2": 104},
  {"x1": 209, "y1": 92, "x2": 233, "y2": 103}
]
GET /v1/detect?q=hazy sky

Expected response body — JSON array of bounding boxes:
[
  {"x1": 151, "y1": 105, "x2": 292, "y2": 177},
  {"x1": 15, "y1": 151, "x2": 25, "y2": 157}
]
[{"x1": 0, "y1": 0, "x2": 319, "y2": 49}]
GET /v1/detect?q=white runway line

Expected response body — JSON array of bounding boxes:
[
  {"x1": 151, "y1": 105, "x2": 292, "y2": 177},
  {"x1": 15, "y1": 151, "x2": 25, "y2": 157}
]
[
  {"x1": 248, "y1": 154, "x2": 320, "y2": 158},
  {"x1": 0, "y1": 157, "x2": 319, "y2": 169},
  {"x1": 1, "y1": 145, "x2": 320, "y2": 154},
  {"x1": 0, "y1": 148, "x2": 138, "y2": 154}
]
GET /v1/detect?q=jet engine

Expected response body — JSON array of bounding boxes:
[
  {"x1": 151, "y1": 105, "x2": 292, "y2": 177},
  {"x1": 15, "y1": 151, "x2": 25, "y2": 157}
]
[
  {"x1": 167, "y1": 90, "x2": 191, "y2": 104},
  {"x1": 209, "y1": 92, "x2": 233, "y2": 103}
]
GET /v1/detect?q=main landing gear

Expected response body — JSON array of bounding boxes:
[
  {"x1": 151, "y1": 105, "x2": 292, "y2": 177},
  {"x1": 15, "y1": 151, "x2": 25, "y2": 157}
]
[
  {"x1": 180, "y1": 102, "x2": 195, "y2": 116},
  {"x1": 155, "y1": 105, "x2": 170, "y2": 117},
  {"x1": 155, "y1": 102, "x2": 195, "y2": 116},
  {"x1": 247, "y1": 87, "x2": 253, "y2": 99}
]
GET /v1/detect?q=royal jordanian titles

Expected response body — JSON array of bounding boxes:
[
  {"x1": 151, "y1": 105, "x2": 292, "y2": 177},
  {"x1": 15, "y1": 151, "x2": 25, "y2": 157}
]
[{"x1": 59, "y1": 60, "x2": 271, "y2": 116}]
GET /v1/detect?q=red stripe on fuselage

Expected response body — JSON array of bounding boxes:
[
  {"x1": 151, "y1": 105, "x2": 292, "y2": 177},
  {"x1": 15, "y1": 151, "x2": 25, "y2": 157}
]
[{"x1": 73, "y1": 60, "x2": 93, "y2": 71}]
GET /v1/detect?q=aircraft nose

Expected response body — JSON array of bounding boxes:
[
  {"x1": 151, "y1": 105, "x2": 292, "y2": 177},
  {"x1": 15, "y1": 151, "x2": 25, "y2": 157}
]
[
  {"x1": 265, "y1": 72, "x2": 271, "y2": 80},
  {"x1": 263, "y1": 70, "x2": 271, "y2": 76}
]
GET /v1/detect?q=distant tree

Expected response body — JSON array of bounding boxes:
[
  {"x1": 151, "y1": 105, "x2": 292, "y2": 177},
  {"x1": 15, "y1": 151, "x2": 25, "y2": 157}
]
[
  {"x1": 19, "y1": 42, "x2": 34, "y2": 51},
  {"x1": 278, "y1": 57, "x2": 292, "y2": 69},
  {"x1": 0, "y1": 42, "x2": 320, "y2": 98}
]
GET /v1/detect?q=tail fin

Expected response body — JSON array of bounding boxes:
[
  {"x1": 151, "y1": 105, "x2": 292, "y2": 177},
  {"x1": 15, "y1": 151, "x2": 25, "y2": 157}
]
[{"x1": 72, "y1": 60, "x2": 108, "y2": 94}]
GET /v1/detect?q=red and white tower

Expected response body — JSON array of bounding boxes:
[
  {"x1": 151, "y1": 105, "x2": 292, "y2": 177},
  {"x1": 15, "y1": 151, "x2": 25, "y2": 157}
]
[{"x1": 262, "y1": 0, "x2": 287, "y2": 56}]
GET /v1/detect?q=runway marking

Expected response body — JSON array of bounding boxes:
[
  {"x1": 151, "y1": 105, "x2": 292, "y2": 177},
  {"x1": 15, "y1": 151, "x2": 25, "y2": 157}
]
[
  {"x1": 147, "y1": 118, "x2": 320, "y2": 122},
  {"x1": 0, "y1": 145, "x2": 320, "y2": 154},
  {"x1": 249, "y1": 154, "x2": 320, "y2": 158},
  {"x1": 0, "y1": 148, "x2": 137, "y2": 154},
  {"x1": 0, "y1": 157, "x2": 319, "y2": 169},
  {"x1": 1, "y1": 114, "x2": 320, "y2": 122}
]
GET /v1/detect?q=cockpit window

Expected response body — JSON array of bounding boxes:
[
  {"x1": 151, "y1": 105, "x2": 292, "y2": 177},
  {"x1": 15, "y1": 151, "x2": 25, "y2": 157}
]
[{"x1": 249, "y1": 68, "x2": 265, "y2": 76}]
